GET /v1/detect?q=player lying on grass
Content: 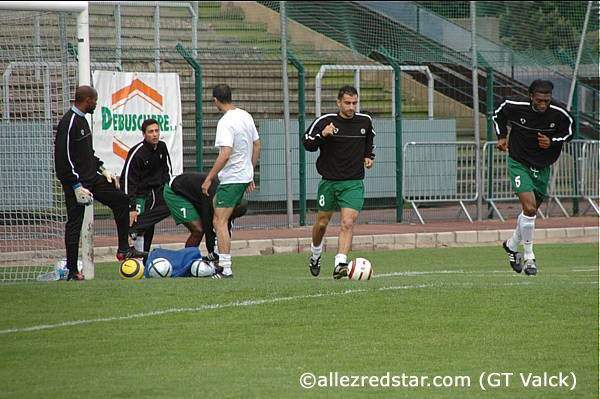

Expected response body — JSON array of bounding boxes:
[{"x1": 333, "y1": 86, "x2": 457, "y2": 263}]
[{"x1": 145, "y1": 247, "x2": 218, "y2": 278}]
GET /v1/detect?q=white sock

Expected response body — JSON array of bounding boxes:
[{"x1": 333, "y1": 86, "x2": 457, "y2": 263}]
[
  {"x1": 133, "y1": 237, "x2": 144, "y2": 252},
  {"x1": 520, "y1": 214, "x2": 536, "y2": 260},
  {"x1": 220, "y1": 254, "x2": 232, "y2": 275},
  {"x1": 311, "y1": 242, "x2": 323, "y2": 261},
  {"x1": 334, "y1": 253, "x2": 347, "y2": 266},
  {"x1": 507, "y1": 213, "x2": 523, "y2": 251}
]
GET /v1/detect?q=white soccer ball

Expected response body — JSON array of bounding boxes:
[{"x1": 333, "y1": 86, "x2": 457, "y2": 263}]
[
  {"x1": 348, "y1": 258, "x2": 373, "y2": 281},
  {"x1": 147, "y1": 257, "x2": 172, "y2": 278},
  {"x1": 190, "y1": 259, "x2": 214, "y2": 277}
]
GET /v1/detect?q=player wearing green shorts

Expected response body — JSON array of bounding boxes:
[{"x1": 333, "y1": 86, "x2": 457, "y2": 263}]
[
  {"x1": 202, "y1": 84, "x2": 260, "y2": 278},
  {"x1": 165, "y1": 172, "x2": 247, "y2": 259},
  {"x1": 494, "y1": 79, "x2": 573, "y2": 275},
  {"x1": 303, "y1": 85, "x2": 375, "y2": 279}
]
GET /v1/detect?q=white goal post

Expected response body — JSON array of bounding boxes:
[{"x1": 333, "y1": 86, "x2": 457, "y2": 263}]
[
  {"x1": 0, "y1": 2, "x2": 94, "y2": 280},
  {"x1": 315, "y1": 64, "x2": 434, "y2": 119}
]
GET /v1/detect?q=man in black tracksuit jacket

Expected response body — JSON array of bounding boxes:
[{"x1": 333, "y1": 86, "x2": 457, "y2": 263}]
[
  {"x1": 54, "y1": 86, "x2": 144, "y2": 280},
  {"x1": 494, "y1": 79, "x2": 573, "y2": 276},
  {"x1": 303, "y1": 85, "x2": 375, "y2": 280},
  {"x1": 119, "y1": 118, "x2": 172, "y2": 257}
]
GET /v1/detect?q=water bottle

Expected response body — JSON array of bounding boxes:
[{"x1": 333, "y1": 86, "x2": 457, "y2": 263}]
[{"x1": 36, "y1": 270, "x2": 60, "y2": 281}]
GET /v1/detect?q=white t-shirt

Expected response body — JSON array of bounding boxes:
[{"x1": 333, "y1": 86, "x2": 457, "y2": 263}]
[{"x1": 214, "y1": 108, "x2": 259, "y2": 184}]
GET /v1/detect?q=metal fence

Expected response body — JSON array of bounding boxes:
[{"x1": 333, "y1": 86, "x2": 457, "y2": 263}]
[
  {"x1": 484, "y1": 140, "x2": 599, "y2": 222},
  {"x1": 403, "y1": 142, "x2": 478, "y2": 224},
  {"x1": 546, "y1": 140, "x2": 599, "y2": 216},
  {"x1": 580, "y1": 141, "x2": 599, "y2": 214},
  {"x1": 1, "y1": 2, "x2": 598, "y2": 244}
]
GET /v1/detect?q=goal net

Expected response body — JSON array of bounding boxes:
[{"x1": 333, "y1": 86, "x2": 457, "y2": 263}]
[{"x1": 0, "y1": 10, "x2": 79, "y2": 281}]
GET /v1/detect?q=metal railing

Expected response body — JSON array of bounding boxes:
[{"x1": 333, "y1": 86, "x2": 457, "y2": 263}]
[
  {"x1": 484, "y1": 140, "x2": 599, "y2": 221},
  {"x1": 403, "y1": 141, "x2": 478, "y2": 224},
  {"x1": 89, "y1": 1, "x2": 198, "y2": 72},
  {"x1": 581, "y1": 141, "x2": 599, "y2": 214}
]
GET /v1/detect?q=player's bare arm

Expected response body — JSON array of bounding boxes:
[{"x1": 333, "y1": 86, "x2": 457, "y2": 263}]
[
  {"x1": 246, "y1": 139, "x2": 261, "y2": 193},
  {"x1": 202, "y1": 146, "x2": 231, "y2": 195}
]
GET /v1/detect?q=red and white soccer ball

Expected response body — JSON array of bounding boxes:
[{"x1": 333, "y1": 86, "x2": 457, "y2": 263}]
[{"x1": 348, "y1": 258, "x2": 373, "y2": 281}]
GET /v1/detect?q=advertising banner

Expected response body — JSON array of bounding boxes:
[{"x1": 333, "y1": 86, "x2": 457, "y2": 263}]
[{"x1": 92, "y1": 71, "x2": 183, "y2": 175}]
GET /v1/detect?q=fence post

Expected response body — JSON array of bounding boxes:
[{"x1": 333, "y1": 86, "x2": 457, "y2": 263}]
[
  {"x1": 176, "y1": 43, "x2": 203, "y2": 172},
  {"x1": 572, "y1": 82, "x2": 580, "y2": 215},
  {"x1": 486, "y1": 67, "x2": 494, "y2": 219},
  {"x1": 373, "y1": 48, "x2": 403, "y2": 223},
  {"x1": 154, "y1": 4, "x2": 160, "y2": 72},
  {"x1": 115, "y1": 4, "x2": 122, "y2": 71},
  {"x1": 280, "y1": 1, "x2": 294, "y2": 228},
  {"x1": 287, "y1": 50, "x2": 306, "y2": 226}
]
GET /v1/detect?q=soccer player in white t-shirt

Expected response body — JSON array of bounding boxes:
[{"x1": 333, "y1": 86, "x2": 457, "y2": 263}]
[{"x1": 202, "y1": 84, "x2": 260, "y2": 278}]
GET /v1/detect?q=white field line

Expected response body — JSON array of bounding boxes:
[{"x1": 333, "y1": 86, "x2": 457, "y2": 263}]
[
  {"x1": 0, "y1": 284, "x2": 428, "y2": 335},
  {"x1": 303, "y1": 269, "x2": 509, "y2": 280},
  {"x1": 3, "y1": 266, "x2": 598, "y2": 335}
]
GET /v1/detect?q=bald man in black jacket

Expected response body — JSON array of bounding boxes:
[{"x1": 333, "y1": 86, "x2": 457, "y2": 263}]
[{"x1": 54, "y1": 86, "x2": 145, "y2": 280}]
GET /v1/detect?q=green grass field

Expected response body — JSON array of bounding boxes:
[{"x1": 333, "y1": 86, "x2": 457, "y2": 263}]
[{"x1": 1, "y1": 243, "x2": 598, "y2": 398}]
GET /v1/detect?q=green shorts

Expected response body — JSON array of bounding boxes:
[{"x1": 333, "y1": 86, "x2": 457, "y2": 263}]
[
  {"x1": 317, "y1": 179, "x2": 364, "y2": 212},
  {"x1": 215, "y1": 183, "x2": 249, "y2": 208},
  {"x1": 507, "y1": 156, "x2": 551, "y2": 202},
  {"x1": 163, "y1": 185, "x2": 199, "y2": 225},
  {"x1": 134, "y1": 197, "x2": 146, "y2": 215}
]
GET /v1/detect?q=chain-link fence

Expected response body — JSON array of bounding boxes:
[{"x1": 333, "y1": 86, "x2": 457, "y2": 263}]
[
  {"x1": 1, "y1": 2, "x2": 598, "y2": 250},
  {"x1": 0, "y1": 10, "x2": 78, "y2": 279}
]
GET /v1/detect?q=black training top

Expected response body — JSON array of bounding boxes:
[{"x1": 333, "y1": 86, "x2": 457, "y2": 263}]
[
  {"x1": 303, "y1": 112, "x2": 375, "y2": 180},
  {"x1": 493, "y1": 96, "x2": 573, "y2": 168},
  {"x1": 120, "y1": 140, "x2": 172, "y2": 210},
  {"x1": 170, "y1": 172, "x2": 218, "y2": 255},
  {"x1": 54, "y1": 108, "x2": 103, "y2": 186}
]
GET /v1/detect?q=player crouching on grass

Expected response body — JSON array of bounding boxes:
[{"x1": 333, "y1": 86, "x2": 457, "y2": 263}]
[
  {"x1": 493, "y1": 79, "x2": 573, "y2": 276},
  {"x1": 163, "y1": 172, "x2": 247, "y2": 268}
]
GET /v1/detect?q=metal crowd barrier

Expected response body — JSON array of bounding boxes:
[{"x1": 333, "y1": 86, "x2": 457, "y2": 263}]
[
  {"x1": 580, "y1": 140, "x2": 599, "y2": 215},
  {"x1": 483, "y1": 141, "x2": 516, "y2": 222},
  {"x1": 484, "y1": 140, "x2": 599, "y2": 221},
  {"x1": 402, "y1": 141, "x2": 478, "y2": 224},
  {"x1": 546, "y1": 140, "x2": 587, "y2": 217}
]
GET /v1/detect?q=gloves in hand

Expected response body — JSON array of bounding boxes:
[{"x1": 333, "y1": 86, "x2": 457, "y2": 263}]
[
  {"x1": 73, "y1": 184, "x2": 93, "y2": 206},
  {"x1": 100, "y1": 167, "x2": 119, "y2": 189}
]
